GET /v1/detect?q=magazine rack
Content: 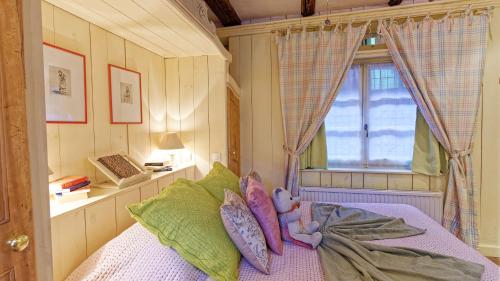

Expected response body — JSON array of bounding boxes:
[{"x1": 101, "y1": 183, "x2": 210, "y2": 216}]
[{"x1": 89, "y1": 153, "x2": 152, "y2": 188}]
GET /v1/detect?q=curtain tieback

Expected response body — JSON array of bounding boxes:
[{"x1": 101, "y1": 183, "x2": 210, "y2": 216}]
[
  {"x1": 450, "y1": 149, "x2": 472, "y2": 159},
  {"x1": 283, "y1": 145, "x2": 300, "y2": 159}
]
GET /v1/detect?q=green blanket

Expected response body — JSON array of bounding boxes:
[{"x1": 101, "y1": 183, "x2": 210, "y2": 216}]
[{"x1": 312, "y1": 203, "x2": 485, "y2": 281}]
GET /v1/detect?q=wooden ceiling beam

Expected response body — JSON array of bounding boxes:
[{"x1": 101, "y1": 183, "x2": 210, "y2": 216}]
[
  {"x1": 388, "y1": 0, "x2": 403, "y2": 6},
  {"x1": 203, "y1": 0, "x2": 241, "y2": 26},
  {"x1": 302, "y1": 0, "x2": 316, "y2": 17}
]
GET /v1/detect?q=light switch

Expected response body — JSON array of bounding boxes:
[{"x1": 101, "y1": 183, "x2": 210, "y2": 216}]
[{"x1": 211, "y1": 152, "x2": 221, "y2": 162}]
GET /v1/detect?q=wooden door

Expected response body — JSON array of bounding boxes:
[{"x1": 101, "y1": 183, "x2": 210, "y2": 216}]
[
  {"x1": 227, "y1": 87, "x2": 241, "y2": 176},
  {"x1": 0, "y1": 1, "x2": 37, "y2": 280}
]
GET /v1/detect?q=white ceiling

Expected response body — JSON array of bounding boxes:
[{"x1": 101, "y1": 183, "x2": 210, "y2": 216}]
[
  {"x1": 209, "y1": 0, "x2": 431, "y2": 25},
  {"x1": 46, "y1": 0, "x2": 229, "y2": 58}
]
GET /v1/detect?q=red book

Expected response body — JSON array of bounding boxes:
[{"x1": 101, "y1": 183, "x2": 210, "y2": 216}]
[
  {"x1": 55, "y1": 181, "x2": 91, "y2": 194},
  {"x1": 50, "y1": 176, "x2": 89, "y2": 189}
]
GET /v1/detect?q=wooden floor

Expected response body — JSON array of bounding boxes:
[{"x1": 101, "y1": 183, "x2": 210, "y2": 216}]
[{"x1": 487, "y1": 256, "x2": 500, "y2": 265}]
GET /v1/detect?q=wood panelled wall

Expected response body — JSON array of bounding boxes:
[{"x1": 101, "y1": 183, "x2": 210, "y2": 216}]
[
  {"x1": 479, "y1": 12, "x2": 500, "y2": 257},
  {"x1": 226, "y1": 34, "x2": 481, "y2": 200},
  {"x1": 42, "y1": 1, "x2": 227, "y2": 183},
  {"x1": 227, "y1": 34, "x2": 456, "y2": 194},
  {"x1": 226, "y1": 25, "x2": 500, "y2": 255},
  {"x1": 229, "y1": 34, "x2": 286, "y2": 192}
]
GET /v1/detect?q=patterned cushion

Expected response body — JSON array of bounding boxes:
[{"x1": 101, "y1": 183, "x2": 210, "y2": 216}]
[
  {"x1": 246, "y1": 177, "x2": 284, "y2": 255},
  {"x1": 128, "y1": 179, "x2": 240, "y2": 281},
  {"x1": 239, "y1": 171, "x2": 262, "y2": 201},
  {"x1": 221, "y1": 189, "x2": 270, "y2": 274},
  {"x1": 197, "y1": 162, "x2": 240, "y2": 202}
]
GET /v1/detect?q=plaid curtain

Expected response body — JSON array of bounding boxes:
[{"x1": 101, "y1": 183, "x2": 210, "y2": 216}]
[
  {"x1": 380, "y1": 13, "x2": 490, "y2": 248},
  {"x1": 276, "y1": 24, "x2": 368, "y2": 196}
]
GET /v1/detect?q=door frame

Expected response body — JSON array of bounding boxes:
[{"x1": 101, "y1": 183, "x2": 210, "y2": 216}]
[
  {"x1": 226, "y1": 75, "x2": 241, "y2": 175},
  {"x1": 227, "y1": 75, "x2": 241, "y2": 99},
  {"x1": 22, "y1": 0, "x2": 53, "y2": 279}
]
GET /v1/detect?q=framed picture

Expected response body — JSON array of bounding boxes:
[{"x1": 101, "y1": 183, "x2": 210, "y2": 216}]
[
  {"x1": 43, "y1": 43, "x2": 87, "y2": 123},
  {"x1": 108, "y1": 64, "x2": 142, "y2": 124}
]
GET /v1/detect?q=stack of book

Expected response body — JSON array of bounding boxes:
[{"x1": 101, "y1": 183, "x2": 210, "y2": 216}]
[{"x1": 49, "y1": 176, "x2": 91, "y2": 203}]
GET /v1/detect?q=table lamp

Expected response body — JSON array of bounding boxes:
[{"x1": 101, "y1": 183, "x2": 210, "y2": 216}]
[{"x1": 157, "y1": 132, "x2": 184, "y2": 167}]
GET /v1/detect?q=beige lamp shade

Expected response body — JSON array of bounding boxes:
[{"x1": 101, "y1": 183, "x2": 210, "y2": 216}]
[{"x1": 158, "y1": 132, "x2": 184, "y2": 150}]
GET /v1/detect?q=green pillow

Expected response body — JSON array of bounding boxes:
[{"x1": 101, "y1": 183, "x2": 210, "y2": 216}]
[
  {"x1": 128, "y1": 178, "x2": 240, "y2": 281},
  {"x1": 197, "y1": 162, "x2": 240, "y2": 202}
]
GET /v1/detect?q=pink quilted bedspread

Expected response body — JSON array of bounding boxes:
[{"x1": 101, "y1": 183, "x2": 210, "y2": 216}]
[{"x1": 67, "y1": 202, "x2": 499, "y2": 281}]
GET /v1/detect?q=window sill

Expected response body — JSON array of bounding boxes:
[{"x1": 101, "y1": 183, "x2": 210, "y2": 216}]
[{"x1": 301, "y1": 167, "x2": 415, "y2": 175}]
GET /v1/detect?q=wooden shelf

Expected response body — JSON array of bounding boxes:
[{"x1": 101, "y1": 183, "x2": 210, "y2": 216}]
[{"x1": 49, "y1": 162, "x2": 195, "y2": 218}]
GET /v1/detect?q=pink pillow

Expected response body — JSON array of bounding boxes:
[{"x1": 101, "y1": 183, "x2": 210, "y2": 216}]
[{"x1": 246, "y1": 177, "x2": 283, "y2": 255}]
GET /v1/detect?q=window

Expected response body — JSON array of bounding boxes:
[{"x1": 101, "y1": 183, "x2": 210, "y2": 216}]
[{"x1": 324, "y1": 62, "x2": 417, "y2": 169}]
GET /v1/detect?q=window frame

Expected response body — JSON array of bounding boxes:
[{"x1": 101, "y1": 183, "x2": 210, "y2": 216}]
[
  {"x1": 329, "y1": 55, "x2": 415, "y2": 170},
  {"x1": 361, "y1": 63, "x2": 368, "y2": 168}
]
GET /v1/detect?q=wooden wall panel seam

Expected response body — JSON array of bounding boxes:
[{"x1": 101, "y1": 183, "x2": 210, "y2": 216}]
[
  {"x1": 178, "y1": 59, "x2": 181, "y2": 133},
  {"x1": 204, "y1": 56, "x2": 210, "y2": 177},
  {"x1": 146, "y1": 60, "x2": 152, "y2": 158},
  {"x1": 82, "y1": 205, "x2": 89, "y2": 256},
  {"x1": 270, "y1": 36, "x2": 274, "y2": 188},
  {"x1": 192, "y1": 58, "x2": 196, "y2": 168},
  {"x1": 250, "y1": 37, "x2": 254, "y2": 172},
  {"x1": 193, "y1": 56, "x2": 210, "y2": 179},
  {"x1": 88, "y1": 23, "x2": 98, "y2": 180},
  {"x1": 206, "y1": 56, "x2": 211, "y2": 169},
  {"x1": 57, "y1": 126, "x2": 62, "y2": 177}
]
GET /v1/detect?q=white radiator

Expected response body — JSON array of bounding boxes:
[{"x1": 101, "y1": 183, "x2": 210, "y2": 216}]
[{"x1": 300, "y1": 187, "x2": 444, "y2": 223}]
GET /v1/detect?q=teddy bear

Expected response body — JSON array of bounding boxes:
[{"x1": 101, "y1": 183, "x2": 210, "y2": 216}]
[{"x1": 272, "y1": 187, "x2": 322, "y2": 249}]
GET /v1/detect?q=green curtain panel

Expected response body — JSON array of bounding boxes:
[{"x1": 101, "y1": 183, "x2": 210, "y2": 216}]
[
  {"x1": 412, "y1": 110, "x2": 448, "y2": 176},
  {"x1": 299, "y1": 113, "x2": 447, "y2": 174},
  {"x1": 300, "y1": 123, "x2": 328, "y2": 169}
]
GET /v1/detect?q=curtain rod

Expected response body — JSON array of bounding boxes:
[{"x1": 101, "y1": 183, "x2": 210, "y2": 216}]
[{"x1": 268, "y1": 5, "x2": 494, "y2": 34}]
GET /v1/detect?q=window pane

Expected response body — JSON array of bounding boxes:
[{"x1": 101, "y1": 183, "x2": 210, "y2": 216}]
[
  {"x1": 367, "y1": 63, "x2": 416, "y2": 168},
  {"x1": 325, "y1": 65, "x2": 363, "y2": 168}
]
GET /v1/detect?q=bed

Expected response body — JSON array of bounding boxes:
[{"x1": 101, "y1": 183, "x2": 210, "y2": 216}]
[{"x1": 66, "y1": 202, "x2": 499, "y2": 281}]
